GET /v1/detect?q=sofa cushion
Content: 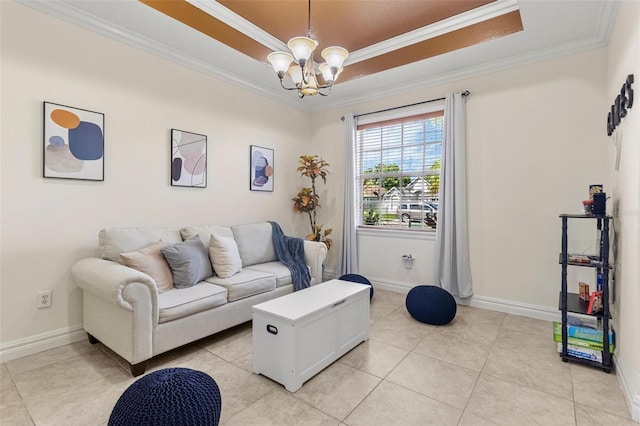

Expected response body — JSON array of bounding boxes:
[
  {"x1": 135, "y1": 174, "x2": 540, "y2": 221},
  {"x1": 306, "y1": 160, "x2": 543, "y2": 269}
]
[
  {"x1": 100, "y1": 227, "x2": 183, "y2": 263},
  {"x1": 158, "y1": 282, "x2": 227, "y2": 323},
  {"x1": 180, "y1": 225, "x2": 233, "y2": 248},
  {"x1": 231, "y1": 223, "x2": 277, "y2": 267},
  {"x1": 161, "y1": 238, "x2": 213, "y2": 289},
  {"x1": 120, "y1": 241, "x2": 174, "y2": 293},
  {"x1": 244, "y1": 262, "x2": 292, "y2": 288},
  {"x1": 205, "y1": 269, "x2": 275, "y2": 302},
  {"x1": 209, "y1": 234, "x2": 242, "y2": 278}
]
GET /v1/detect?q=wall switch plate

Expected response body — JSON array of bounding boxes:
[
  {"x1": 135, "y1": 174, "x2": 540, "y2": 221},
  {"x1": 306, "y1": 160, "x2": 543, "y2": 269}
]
[{"x1": 37, "y1": 290, "x2": 52, "y2": 309}]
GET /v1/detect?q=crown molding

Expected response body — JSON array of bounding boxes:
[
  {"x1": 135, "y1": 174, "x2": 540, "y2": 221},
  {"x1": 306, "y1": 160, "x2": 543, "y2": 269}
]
[
  {"x1": 313, "y1": 34, "x2": 612, "y2": 113},
  {"x1": 186, "y1": 0, "x2": 288, "y2": 52},
  {"x1": 15, "y1": 0, "x2": 619, "y2": 114},
  {"x1": 16, "y1": 0, "x2": 315, "y2": 112},
  {"x1": 309, "y1": 1, "x2": 620, "y2": 113},
  {"x1": 348, "y1": 0, "x2": 520, "y2": 65},
  {"x1": 593, "y1": 0, "x2": 620, "y2": 44}
]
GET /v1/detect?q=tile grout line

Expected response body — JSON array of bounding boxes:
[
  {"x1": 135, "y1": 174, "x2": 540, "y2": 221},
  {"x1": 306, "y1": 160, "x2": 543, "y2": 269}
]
[
  {"x1": 294, "y1": 298, "x2": 408, "y2": 423},
  {"x1": 455, "y1": 309, "x2": 506, "y2": 425},
  {"x1": 339, "y1": 331, "x2": 417, "y2": 423}
]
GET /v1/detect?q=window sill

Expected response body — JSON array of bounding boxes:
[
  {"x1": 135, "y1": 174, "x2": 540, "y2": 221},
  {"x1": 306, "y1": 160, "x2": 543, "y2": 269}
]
[{"x1": 356, "y1": 226, "x2": 437, "y2": 241}]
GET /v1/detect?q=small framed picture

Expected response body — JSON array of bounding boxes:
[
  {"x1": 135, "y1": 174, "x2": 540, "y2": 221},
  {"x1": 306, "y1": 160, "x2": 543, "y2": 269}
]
[
  {"x1": 171, "y1": 129, "x2": 207, "y2": 188},
  {"x1": 43, "y1": 102, "x2": 104, "y2": 181},
  {"x1": 250, "y1": 145, "x2": 274, "y2": 192}
]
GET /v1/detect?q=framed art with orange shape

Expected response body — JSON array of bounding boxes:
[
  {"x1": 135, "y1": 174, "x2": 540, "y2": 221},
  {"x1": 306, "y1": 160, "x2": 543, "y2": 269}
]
[{"x1": 43, "y1": 101, "x2": 105, "y2": 181}]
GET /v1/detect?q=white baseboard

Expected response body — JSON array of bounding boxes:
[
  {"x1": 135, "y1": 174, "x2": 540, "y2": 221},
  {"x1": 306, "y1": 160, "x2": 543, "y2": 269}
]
[
  {"x1": 323, "y1": 269, "x2": 339, "y2": 281},
  {"x1": 0, "y1": 324, "x2": 87, "y2": 363},
  {"x1": 460, "y1": 295, "x2": 561, "y2": 322},
  {"x1": 368, "y1": 276, "x2": 413, "y2": 294},
  {"x1": 614, "y1": 354, "x2": 640, "y2": 422},
  {"x1": 367, "y1": 276, "x2": 561, "y2": 321}
]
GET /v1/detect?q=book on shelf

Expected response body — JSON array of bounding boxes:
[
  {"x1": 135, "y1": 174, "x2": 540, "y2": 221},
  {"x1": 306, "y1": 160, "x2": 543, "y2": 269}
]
[
  {"x1": 552, "y1": 324, "x2": 614, "y2": 352},
  {"x1": 567, "y1": 314, "x2": 598, "y2": 328},
  {"x1": 566, "y1": 254, "x2": 602, "y2": 266},
  {"x1": 557, "y1": 343, "x2": 603, "y2": 362},
  {"x1": 552, "y1": 322, "x2": 614, "y2": 345}
]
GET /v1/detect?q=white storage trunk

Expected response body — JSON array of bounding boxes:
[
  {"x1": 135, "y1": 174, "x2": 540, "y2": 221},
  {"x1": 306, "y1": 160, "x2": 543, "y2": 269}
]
[{"x1": 252, "y1": 279, "x2": 370, "y2": 392}]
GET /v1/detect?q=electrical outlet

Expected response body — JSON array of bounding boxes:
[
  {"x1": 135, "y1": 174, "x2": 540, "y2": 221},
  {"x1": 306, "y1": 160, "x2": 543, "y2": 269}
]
[{"x1": 37, "y1": 290, "x2": 52, "y2": 309}]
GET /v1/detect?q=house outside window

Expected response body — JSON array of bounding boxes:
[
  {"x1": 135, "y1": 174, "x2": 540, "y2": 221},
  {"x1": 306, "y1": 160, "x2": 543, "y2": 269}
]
[{"x1": 356, "y1": 106, "x2": 444, "y2": 231}]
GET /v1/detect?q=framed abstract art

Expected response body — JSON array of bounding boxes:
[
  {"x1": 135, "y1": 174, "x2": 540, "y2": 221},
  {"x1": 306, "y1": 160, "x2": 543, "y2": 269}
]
[
  {"x1": 171, "y1": 129, "x2": 207, "y2": 188},
  {"x1": 250, "y1": 145, "x2": 274, "y2": 192},
  {"x1": 43, "y1": 102, "x2": 104, "y2": 181}
]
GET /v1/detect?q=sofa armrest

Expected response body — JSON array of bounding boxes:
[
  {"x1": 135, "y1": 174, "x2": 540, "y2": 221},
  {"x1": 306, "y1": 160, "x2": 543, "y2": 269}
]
[
  {"x1": 303, "y1": 240, "x2": 328, "y2": 283},
  {"x1": 71, "y1": 258, "x2": 159, "y2": 324}
]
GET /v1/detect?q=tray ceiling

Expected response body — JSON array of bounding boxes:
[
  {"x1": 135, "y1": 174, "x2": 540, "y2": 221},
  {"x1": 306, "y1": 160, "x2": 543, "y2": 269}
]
[{"x1": 17, "y1": 0, "x2": 619, "y2": 112}]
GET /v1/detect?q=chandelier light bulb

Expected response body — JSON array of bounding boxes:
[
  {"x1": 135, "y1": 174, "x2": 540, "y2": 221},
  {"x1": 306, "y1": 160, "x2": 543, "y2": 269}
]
[
  {"x1": 288, "y1": 65, "x2": 303, "y2": 86},
  {"x1": 319, "y1": 63, "x2": 343, "y2": 83},
  {"x1": 287, "y1": 37, "x2": 317, "y2": 62},
  {"x1": 267, "y1": 52, "x2": 293, "y2": 74},
  {"x1": 321, "y1": 46, "x2": 349, "y2": 69},
  {"x1": 318, "y1": 63, "x2": 332, "y2": 82}
]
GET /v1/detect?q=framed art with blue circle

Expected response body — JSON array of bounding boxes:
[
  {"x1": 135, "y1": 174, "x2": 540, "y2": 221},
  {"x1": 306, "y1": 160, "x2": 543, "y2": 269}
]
[
  {"x1": 43, "y1": 102, "x2": 104, "y2": 181},
  {"x1": 250, "y1": 145, "x2": 274, "y2": 192},
  {"x1": 171, "y1": 129, "x2": 207, "y2": 188}
]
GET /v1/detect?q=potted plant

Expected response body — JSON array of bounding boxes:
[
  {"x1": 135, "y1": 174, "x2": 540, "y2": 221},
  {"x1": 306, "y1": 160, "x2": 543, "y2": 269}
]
[
  {"x1": 363, "y1": 208, "x2": 379, "y2": 225},
  {"x1": 292, "y1": 155, "x2": 332, "y2": 249}
]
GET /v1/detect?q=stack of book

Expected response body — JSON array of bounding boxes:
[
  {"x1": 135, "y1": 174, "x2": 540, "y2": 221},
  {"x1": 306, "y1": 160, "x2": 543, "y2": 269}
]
[{"x1": 553, "y1": 320, "x2": 614, "y2": 362}]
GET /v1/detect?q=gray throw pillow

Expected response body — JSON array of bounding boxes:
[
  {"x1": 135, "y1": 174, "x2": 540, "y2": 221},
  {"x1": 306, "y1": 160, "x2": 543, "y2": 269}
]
[{"x1": 161, "y1": 237, "x2": 213, "y2": 289}]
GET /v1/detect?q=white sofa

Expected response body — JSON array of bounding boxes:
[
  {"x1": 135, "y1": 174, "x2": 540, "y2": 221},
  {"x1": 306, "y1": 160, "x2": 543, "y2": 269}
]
[{"x1": 71, "y1": 222, "x2": 327, "y2": 376}]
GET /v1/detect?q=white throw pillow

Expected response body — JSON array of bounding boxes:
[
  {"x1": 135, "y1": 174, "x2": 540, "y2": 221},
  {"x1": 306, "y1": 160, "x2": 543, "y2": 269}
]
[
  {"x1": 120, "y1": 241, "x2": 174, "y2": 293},
  {"x1": 209, "y1": 234, "x2": 242, "y2": 278}
]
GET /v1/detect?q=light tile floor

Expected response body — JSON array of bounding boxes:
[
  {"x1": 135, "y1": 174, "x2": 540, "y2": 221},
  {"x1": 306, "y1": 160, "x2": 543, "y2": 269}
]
[{"x1": 1, "y1": 289, "x2": 635, "y2": 426}]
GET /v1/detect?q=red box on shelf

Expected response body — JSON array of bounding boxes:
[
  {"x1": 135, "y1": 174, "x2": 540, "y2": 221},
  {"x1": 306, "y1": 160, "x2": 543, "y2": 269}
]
[{"x1": 587, "y1": 291, "x2": 603, "y2": 314}]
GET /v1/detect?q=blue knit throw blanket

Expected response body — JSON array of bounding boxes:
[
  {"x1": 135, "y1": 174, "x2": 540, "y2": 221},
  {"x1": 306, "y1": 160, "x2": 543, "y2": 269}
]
[{"x1": 269, "y1": 221, "x2": 311, "y2": 292}]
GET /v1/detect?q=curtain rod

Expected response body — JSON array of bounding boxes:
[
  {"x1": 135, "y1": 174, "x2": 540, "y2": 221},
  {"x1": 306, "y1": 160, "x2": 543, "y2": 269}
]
[{"x1": 341, "y1": 91, "x2": 470, "y2": 121}]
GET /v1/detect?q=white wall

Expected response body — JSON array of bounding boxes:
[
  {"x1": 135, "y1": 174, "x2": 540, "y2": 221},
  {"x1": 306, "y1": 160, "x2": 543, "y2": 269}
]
[
  {"x1": 314, "y1": 42, "x2": 640, "y2": 419},
  {"x1": 1, "y1": 3, "x2": 638, "y2": 417},
  {"x1": 313, "y1": 49, "x2": 610, "y2": 309},
  {"x1": 606, "y1": 0, "x2": 640, "y2": 420},
  {"x1": 313, "y1": 29, "x2": 639, "y2": 419},
  {"x1": 0, "y1": 2, "x2": 313, "y2": 351}
]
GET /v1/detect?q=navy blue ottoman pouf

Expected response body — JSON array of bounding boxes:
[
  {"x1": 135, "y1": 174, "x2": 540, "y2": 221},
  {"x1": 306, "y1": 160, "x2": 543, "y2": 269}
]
[
  {"x1": 109, "y1": 368, "x2": 222, "y2": 426},
  {"x1": 339, "y1": 273, "x2": 374, "y2": 300},
  {"x1": 405, "y1": 285, "x2": 456, "y2": 325}
]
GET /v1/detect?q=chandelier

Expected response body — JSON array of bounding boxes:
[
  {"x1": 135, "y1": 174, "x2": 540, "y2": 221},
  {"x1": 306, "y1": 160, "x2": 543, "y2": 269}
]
[{"x1": 267, "y1": 0, "x2": 349, "y2": 98}]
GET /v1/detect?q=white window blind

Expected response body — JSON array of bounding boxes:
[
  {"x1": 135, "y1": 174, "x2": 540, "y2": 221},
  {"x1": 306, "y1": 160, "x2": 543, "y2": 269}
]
[{"x1": 356, "y1": 107, "x2": 444, "y2": 231}]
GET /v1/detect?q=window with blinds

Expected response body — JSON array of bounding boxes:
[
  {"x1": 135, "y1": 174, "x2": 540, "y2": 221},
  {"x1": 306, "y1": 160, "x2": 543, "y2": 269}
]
[{"x1": 356, "y1": 110, "x2": 444, "y2": 231}]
